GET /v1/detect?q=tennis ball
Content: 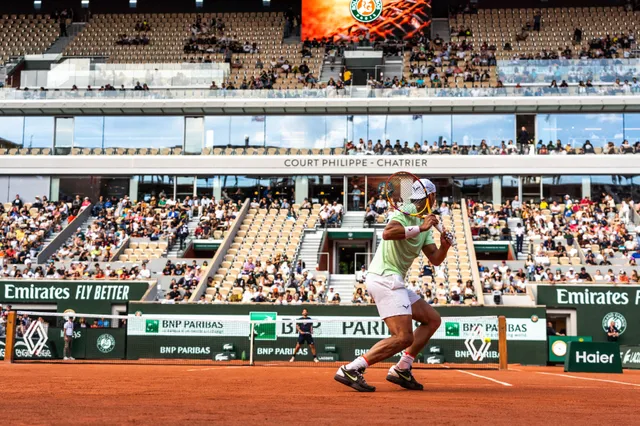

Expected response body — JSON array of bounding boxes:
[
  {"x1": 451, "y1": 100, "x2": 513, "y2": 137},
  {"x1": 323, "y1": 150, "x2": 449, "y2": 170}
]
[{"x1": 483, "y1": 337, "x2": 491, "y2": 343}]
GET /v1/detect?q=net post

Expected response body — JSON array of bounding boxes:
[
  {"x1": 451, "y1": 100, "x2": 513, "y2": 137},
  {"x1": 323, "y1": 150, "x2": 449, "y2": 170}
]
[
  {"x1": 249, "y1": 322, "x2": 255, "y2": 366},
  {"x1": 4, "y1": 311, "x2": 17, "y2": 363},
  {"x1": 498, "y1": 316, "x2": 508, "y2": 371}
]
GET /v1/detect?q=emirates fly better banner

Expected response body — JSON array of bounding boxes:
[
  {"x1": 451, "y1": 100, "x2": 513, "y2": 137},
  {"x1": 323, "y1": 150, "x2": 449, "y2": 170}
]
[{"x1": 127, "y1": 314, "x2": 546, "y2": 340}]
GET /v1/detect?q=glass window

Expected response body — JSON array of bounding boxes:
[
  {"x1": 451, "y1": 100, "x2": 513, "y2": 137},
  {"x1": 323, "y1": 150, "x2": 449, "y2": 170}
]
[
  {"x1": 204, "y1": 116, "x2": 265, "y2": 147},
  {"x1": 365, "y1": 176, "x2": 389, "y2": 207},
  {"x1": 220, "y1": 175, "x2": 259, "y2": 203},
  {"x1": 451, "y1": 177, "x2": 492, "y2": 203},
  {"x1": 136, "y1": 175, "x2": 175, "y2": 202},
  {"x1": 58, "y1": 177, "x2": 129, "y2": 202},
  {"x1": 0, "y1": 117, "x2": 24, "y2": 147},
  {"x1": 24, "y1": 117, "x2": 54, "y2": 148},
  {"x1": 348, "y1": 115, "x2": 369, "y2": 143},
  {"x1": 104, "y1": 117, "x2": 184, "y2": 149},
  {"x1": 176, "y1": 176, "x2": 195, "y2": 200},
  {"x1": 521, "y1": 176, "x2": 541, "y2": 203},
  {"x1": 452, "y1": 115, "x2": 516, "y2": 146},
  {"x1": 536, "y1": 114, "x2": 624, "y2": 148},
  {"x1": 55, "y1": 117, "x2": 74, "y2": 153},
  {"x1": 266, "y1": 116, "x2": 346, "y2": 149},
  {"x1": 591, "y1": 176, "x2": 640, "y2": 203},
  {"x1": 623, "y1": 114, "x2": 640, "y2": 143},
  {"x1": 185, "y1": 117, "x2": 204, "y2": 155},
  {"x1": 308, "y1": 176, "x2": 343, "y2": 205},
  {"x1": 542, "y1": 175, "x2": 582, "y2": 202},
  {"x1": 196, "y1": 176, "x2": 220, "y2": 199},
  {"x1": 501, "y1": 176, "x2": 519, "y2": 204},
  {"x1": 74, "y1": 117, "x2": 104, "y2": 149}
]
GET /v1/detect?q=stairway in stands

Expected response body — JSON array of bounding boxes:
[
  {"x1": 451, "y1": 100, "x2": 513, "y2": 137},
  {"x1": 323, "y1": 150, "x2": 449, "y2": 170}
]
[
  {"x1": 327, "y1": 274, "x2": 355, "y2": 304},
  {"x1": 430, "y1": 18, "x2": 451, "y2": 43},
  {"x1": 166, "y1": 215, "x2": 200, "y2": 259},
  {"x1": 341, "y1": 212, "x2": 365, "y2": 228},
  {"x1": 46, "y1": 23, "x2": 86, "y2": 54},
  {"x1": 297, "y1": 228, "x2": 325, "y2": 272}
]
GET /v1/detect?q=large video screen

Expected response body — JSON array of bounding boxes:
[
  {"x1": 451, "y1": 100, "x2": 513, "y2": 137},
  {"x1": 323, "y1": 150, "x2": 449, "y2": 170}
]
[{"x1": 302, "y1": 0, "x2": 431, "y2": 41}]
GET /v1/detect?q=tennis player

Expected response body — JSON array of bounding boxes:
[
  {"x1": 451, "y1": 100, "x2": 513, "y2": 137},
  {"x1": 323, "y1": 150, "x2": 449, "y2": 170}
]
[
  {"x1": 290, "y1": 308, "x2": 319, "y2": 363},
  {"x1": 334, "y1": 178, "x2": 450, "y2": 392}
]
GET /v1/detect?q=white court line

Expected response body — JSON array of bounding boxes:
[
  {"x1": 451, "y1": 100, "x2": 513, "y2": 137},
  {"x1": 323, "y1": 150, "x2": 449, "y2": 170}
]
[
  {"x1": 186, "y1": 366, "x2": 245, "y2": 372},
  {"x1": 456, "y1": 370, "x2": 512, "y2": 387},
  {"x1": 537, "y1": 372, "x2": 640, "y2": 388}
]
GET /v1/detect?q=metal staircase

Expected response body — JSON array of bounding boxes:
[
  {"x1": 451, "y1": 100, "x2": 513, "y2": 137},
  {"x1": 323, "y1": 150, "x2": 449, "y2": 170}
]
[
  {"x1": 166, "y1": 215, "x2": 200, "y2": 258},
  {"x1": 341, "y1": 212, "x2": 365, "y2": 228}
]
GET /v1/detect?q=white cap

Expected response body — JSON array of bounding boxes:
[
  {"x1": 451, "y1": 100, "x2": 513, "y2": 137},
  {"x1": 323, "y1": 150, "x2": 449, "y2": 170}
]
[{"x1": 411, "y1": 179, "x2": 436, "y2": 200}]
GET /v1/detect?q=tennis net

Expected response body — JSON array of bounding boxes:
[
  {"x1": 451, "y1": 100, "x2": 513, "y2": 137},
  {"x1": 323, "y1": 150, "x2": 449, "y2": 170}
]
[{"x1": 2, "y1": 311, "x2": 506, "y2": 369}]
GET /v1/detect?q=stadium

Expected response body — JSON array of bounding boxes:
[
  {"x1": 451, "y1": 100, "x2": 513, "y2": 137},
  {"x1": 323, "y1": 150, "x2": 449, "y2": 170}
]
[{"x1": 1, "y1": 0, "x2": 640, "y2": 423}]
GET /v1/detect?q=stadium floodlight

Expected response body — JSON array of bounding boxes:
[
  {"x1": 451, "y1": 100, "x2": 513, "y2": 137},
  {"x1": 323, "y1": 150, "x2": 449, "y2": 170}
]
[
  {"x1": 195, "y1": 0, "x2": 203, "y2": 8},
  {"x1": 263, "y1": 0, "x2": 270, "y2": 6},
  {"x1": 129, "y1": 0, "x2": 137, "y2": 8},
  {"x1": 33, "y1": 0, "x2": 42, "y2": 10},
  {"x1": 81, "y1": 0, "x2": 89, "y2": 8}
]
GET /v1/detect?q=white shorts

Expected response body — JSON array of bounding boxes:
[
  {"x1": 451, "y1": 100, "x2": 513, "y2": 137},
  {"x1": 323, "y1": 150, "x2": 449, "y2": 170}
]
[{"x1": 365, "y1": 273, "x2": 421, "y2": 319}]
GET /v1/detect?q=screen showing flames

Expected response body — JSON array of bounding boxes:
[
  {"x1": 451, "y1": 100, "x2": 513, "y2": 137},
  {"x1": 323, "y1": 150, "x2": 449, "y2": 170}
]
[{"x1": 302, "y1": 0, "x2": 431, "y2": 41}]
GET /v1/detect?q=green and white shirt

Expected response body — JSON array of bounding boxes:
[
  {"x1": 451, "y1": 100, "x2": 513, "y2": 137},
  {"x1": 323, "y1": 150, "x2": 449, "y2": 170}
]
[{"x1": 368, "y1": 211, "x2": 435, "y2": 278}]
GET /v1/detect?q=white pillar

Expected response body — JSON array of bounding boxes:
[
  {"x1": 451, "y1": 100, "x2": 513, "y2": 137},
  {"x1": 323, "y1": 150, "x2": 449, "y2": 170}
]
[
  {"x1": 582, "y1": 176, "x2": 591, "y2": 199},
  {"x1": 129, "y1": 178, "x2": 139, "y2": 202},
  {"x1": 295, "y1": 176, "x2": 309, "y2": 205},
  {"x1": 492, "y1": 176, "x2": 502, "y2": 206}
]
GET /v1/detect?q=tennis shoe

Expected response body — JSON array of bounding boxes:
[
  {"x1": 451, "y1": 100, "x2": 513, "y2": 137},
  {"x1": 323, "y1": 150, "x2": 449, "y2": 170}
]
[
  {"x1": 334, "y1": 365, "x2": 375, "y2": 392},
  {"x1": 386, "y1": 366, "x2": 423, "y2": 390}
]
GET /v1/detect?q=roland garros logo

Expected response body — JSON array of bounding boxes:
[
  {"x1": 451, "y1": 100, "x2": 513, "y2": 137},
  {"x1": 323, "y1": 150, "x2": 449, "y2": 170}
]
[{"x1": 350, "y1": 0, "x2": 383, "y2": 23}]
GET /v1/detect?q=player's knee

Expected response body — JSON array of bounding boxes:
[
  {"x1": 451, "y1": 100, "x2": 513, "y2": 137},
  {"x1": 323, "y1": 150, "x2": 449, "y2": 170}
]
[
  {"x1": 397, "y1": 332, "x2": 414, "y2": 348},
  {"x1": 430, "y1": 313, "x2": 442, "y2": 329}
]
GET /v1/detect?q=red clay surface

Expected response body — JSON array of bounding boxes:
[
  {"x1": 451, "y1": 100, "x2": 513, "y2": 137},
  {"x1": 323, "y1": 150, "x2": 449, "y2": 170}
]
[{"x1": 1, "y1": 364, "x2": 639, "y2": 425}]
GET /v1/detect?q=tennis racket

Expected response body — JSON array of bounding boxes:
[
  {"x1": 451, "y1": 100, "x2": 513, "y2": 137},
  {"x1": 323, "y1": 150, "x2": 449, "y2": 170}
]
[{"x1": 385, "y1": 171, "x2": 455, "y2": 244}]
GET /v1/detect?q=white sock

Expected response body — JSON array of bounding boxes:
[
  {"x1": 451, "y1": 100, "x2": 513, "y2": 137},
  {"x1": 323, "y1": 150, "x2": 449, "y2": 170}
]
[
  {"x1": 396, "y1": 352, "x2": 415, "y2": 370},
  {"x1": 345, "y1": 356, "x2": 369, "y2": 371}
]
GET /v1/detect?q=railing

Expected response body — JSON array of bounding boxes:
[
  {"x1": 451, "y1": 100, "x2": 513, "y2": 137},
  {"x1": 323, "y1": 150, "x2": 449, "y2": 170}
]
[
  {"x1": 2, "y1": 85, "x2": 640, "y2": 101},
  {"x1": 461, "y1": 199, "x2": 485, "y2": 305}
]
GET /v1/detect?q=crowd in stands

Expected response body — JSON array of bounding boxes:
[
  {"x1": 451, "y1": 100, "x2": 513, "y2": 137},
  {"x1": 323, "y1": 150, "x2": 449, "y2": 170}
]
[
  {"x1": 0, "y1": 195, "x2": 75, "y2": 265},
  {"x1": 51, "y1": 193, "x2": 192, "y2": 262},
  {"x1": 0, "y1": 261, "x2": 155, "y2": 280},
  {"x1": 201, "y1": 257, "x2": 326, "y2": 304},
  {"x1": 161, "y1": 260, "x2": 208, "y2": 302},
  {"x1": 194, "y1": 196, "x2": 239, "y2": 238},
  {"x1": 471, "y1": 192, "x2": 640, "y2": 291},
  {"x1": 341, "y1": 137, "x2": 640, "y2": 156}
]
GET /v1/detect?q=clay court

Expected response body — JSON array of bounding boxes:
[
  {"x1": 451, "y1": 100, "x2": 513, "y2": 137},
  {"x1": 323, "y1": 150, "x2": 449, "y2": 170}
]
[{"x1": 2, "y1": 364, "x2": 639, "y2": 425}]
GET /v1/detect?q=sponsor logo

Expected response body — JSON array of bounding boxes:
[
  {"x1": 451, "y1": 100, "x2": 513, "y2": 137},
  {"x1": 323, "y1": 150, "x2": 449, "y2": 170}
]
[
  {"x1": 146, "y1": 319, "x2": 160, "y2": 333},
  {"x1": 429, "y1": 346, "x2": 441, "y2": 354},
  {"x1": 551, "y1": 340, "x2": 568, "y2": 357},
  {"x1": 0, "y1": 340, "x2": 54, "y2": 359},
  {"x1": 214, "y1": 353, "x2": 230, "y2": 361},
  {"x1": 455, "y1": 350, "x2": 499, "y2": 360},
  {"x1": 222, "y1": 343, "x2": 234, "y2": 351},
  {"x1": 463, "y1": 324, "x2": 492, "y2": 361},
  {"x1": 602, "y1": 312, "x2": 627, "y2": 335},
  {"x1": 23, "y1": 320, "x2": 48, "y2": 356},
  {"x1": 575, "y1": 351, "x2": 614, "y2": 364},
  {"x1": 1, "y1": 283, "x2": 132, "y2": 301},
  {"x1": 555, "y1": 288, "x2": 640, "y2": 305},
  {"x1": 256, "y1": 347, "x2": 306, "y2": 356},
  {"x1": 96, "y1": 334, "x2": 116, "y2": 354},
  {"x1": 426, "y1": 356, "x2": 444, "y2": 364},
  {"x1": 349, "y1": 0, "x2": 383, "y2": 23},
  {"x1": 160, "y1": 346, "x2": 211, "y2": 355},
  {"x1": 445, "y1": 322, "x2": 460, "y2": 337},
  {"x1": 621, "y1": 348, "x2": 640, "y2": 365}
]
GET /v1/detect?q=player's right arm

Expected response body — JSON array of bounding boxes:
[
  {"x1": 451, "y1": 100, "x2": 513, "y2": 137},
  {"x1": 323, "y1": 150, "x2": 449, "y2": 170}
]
[{"x1": 382, "y1": 215, "x2": 440, "y2": 240}]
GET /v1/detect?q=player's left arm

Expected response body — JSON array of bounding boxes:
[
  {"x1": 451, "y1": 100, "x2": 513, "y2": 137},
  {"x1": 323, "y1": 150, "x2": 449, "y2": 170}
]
[{"x1": 421, "y1": 234, "x2": 452, "y2": 266}]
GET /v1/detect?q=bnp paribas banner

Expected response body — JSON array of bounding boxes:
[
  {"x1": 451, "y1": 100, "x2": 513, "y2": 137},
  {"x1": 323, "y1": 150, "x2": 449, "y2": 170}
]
[
  {"x1": 537, "y1": 285, "x2": 640, "y2": 345},
  {"x1": 127, "y1": 314, "x2": 546, "y2": 341},
  {"x1": 0, "y1": 281, "x2": 150, "y2": 314}
]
